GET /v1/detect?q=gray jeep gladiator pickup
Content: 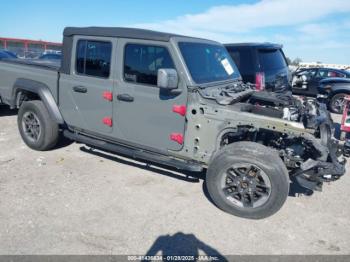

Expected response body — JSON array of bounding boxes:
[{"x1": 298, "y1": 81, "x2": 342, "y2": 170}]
[{"x1": 0, "y1": 27, "x2": 346, "y2": 219}]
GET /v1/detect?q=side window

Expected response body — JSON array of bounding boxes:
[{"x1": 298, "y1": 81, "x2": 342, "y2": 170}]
[
  {"x1": 328, "y1": 70, "x2": 345, "y2": 78},
  {"x1": 316, "y1": 69, "x2": 346, "y2": 78},
  {"x1": 76, "y1": 41, "x2": 86, "y2": 74},
  {"x1": 228, "y1": 48, "x2": 253, "y2": 74},
  {"x1": 75, "y1": 40, "x2": 112, "y2": 78},
  {"x1": 316, "y1": 69, "x2": 327, "y2": 78},
  {"x1": 309, "y1": 70, "x2": 317, "y2": 78},
  {"x1": 124, "y1": 43, "x2": 175, "y2": 86},
  {"x1": 300, "y1": 69, "x2": 316, "y2": 78}
]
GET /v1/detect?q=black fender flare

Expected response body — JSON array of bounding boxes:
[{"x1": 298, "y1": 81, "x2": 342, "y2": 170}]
[
  {"x1": 12, "y1": 78, "x2": 64, "y2": 124},
  {"x1": 330, "y1": 88, "x2": 350, "y2": 97}
]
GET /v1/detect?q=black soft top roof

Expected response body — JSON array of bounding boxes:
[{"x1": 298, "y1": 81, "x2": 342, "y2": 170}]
[
  {"x1": 60, "y1": 26, "x2": 219, "y2": 74},
  {"x1": 64, "y1": 27, "x2": 185, "y2": 42}
]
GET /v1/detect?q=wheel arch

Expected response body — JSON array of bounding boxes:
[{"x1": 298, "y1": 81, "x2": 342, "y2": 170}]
[
  {"x1": 12, "y1": 78, "x2": 64, "y2": 124},
  {"x1": 213, "y1": 125, "x2": 288, "y2": 161},
  {"x1": 213, "y1": 125, "x2": 259, "y2": 161},
  {"x1": 329, "y1": 86, "x2": 350, "y2": 97},
  {"x1": 211, "y1": 127, "x2": 242, "y2": 162}
]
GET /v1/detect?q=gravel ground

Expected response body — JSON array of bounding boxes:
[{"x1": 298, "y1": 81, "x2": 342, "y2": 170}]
[{"x1": 0, "y1": 105, "x2": 349, "y2": 255}]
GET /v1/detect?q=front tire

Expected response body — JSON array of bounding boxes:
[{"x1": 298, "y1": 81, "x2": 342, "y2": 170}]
[
  {"x1": 206, "y1": 142, "x2": 289, "y2": 219},
  {"x1": 18, "y1": 100, "x2": 59, "y2": 151},
  {"x1": 330, "y1": 93, "x2": 346, "y2": 114}
]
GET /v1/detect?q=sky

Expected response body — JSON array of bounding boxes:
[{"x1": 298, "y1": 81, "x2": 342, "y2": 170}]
[{"x1": 1, "y1": 0, "x2": 350, "y2": 64}]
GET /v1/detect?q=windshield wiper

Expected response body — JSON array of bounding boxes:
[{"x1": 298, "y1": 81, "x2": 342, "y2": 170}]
[{"x1": 197, "y1": 78, "x2": 242, "y2": 89}]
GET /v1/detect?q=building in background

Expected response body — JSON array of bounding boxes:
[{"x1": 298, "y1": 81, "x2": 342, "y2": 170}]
[
  {"x1": 299, "y1": 62, "x2": 350, "y2": 71},
  {"x1": 0, "y1": 37, "x2": 62, "y2": 58}
]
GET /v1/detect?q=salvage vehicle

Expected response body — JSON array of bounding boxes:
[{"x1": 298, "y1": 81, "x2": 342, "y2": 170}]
[
  {"x1": 225, "y1": 43, "x2": 290, "y2": 92},
  {"x1": 292, "y1": 68, "x2": 350, "y2": 113},
  {"x1": 0, "y1": 27, "x2": 347, "y2": 219}
]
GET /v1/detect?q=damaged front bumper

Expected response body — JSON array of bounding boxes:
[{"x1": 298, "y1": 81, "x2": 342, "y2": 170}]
[
  {"x1": 292, "y1": 103, "x2": 347, "y2": 191},
  {"x1": 292, "y1": 137, "x2": 346, "y2": 191}
]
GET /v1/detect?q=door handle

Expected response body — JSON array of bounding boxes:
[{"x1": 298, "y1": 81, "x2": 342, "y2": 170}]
[
  {"x1": 117, "y1": 94, "x2": 134, "y2": 102},
  {"x1": 73, "y1": 86, "x2": 87, "y2": 93}
]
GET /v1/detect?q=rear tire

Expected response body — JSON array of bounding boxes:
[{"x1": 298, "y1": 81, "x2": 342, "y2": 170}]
[
  {"x1": 330, "y1": 93, "x2": 346, "y2": 114},
  {"x1": 18, "y1": 100, "x2": 59, "y2": 151},
  {"x1": 206, "y1": 142, "x2": 289, "y2": 219}
]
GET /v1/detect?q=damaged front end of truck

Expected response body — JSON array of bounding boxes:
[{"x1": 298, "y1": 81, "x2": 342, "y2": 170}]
[{"x1": 185, "y1": 81, "x2": 347, "y2": 192}]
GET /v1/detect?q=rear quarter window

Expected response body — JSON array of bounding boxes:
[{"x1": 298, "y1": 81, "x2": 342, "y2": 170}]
[
  {"x1": 258, "y1": 49, "x2": 287, "y2": 71},
  {"x1": 328, "y1": 70, "x2": 346, "y2": 78},
  {"x1": 76, "y1": 40, "x2": 112, "y2": 78}
]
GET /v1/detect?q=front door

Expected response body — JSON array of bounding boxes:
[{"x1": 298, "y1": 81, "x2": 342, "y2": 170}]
[
  {"x1": 306, "y1": 69, "x2": 325, "y2": 96},
  {"x1": 292, "y1": 69, "x2": 317, "y2": 96},
  {"x1": 113, "y1": 40, "x2": 187, "y2": 151},
  {"x1": 59, "y1": 37, "x2": 115, "y2": 135}
]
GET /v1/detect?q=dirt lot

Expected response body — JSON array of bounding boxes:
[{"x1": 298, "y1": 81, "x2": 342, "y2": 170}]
[{"x1": 0, "y1": 105, "x2": 349, "y2": 255}]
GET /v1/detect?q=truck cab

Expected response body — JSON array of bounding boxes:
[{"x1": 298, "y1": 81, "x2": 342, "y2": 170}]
[{"x1": 58, "y1": 27, "x2": 221, "y2": 152}]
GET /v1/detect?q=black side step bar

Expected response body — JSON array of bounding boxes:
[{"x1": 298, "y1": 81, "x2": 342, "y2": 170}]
[{"x1": 63, "y1": 130, "x2": 203, "y2": 172}]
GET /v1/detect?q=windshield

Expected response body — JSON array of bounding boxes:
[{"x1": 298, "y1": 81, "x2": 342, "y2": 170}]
[{"x1": 178, "y1": 42, "x2": 241, "y2": 84}]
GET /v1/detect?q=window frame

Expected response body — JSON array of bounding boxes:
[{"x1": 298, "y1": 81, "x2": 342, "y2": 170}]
[
  {"x1": 75, "y1": 39, "x2": 113, "y2": 79},
  {"x1": 298, "y1": 69, "x2": 317, "y2": 79},
  {"x1": 122, "y1": 42, "x2": 176, "y2": 88},
  {"x1": 178, "y1": 41, "x2": 241, "y2": 85},
  {"x1": 328, "y1": 70, "x2": 346, "y2": 78}
]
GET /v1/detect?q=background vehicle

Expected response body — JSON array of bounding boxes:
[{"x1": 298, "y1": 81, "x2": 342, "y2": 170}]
[
  {"x1": 0, "y1": 49, "x2": 17, "y2": 60},
  {"x1": 225, "y1": 43, "x2": 290, "y2": 92},
  {"x1": 317, "y1": 78, "x2": 350, "y2": 114},
  {"x1": 292, "y1": 67, "x2": 350, "y2": 113},
  {"x1": 38, "y1": 53, "x2": 61, "y2": 60},
  {"x1": 0, "y1": 27, "x2": 346, "y2": 219},
  {"x1": 292, "y1": 67, "x2": 350, "y2": 96}
]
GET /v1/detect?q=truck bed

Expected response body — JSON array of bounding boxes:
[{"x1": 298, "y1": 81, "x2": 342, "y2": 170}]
[
  {"x1": 2, "y1": 58, "x2": 60, "y2": 71},
  {"x1": 0, "y1": 59, "x2": 59, "y2": 107}
]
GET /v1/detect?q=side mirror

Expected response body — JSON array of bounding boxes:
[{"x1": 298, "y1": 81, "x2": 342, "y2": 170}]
[{"x1": 157, "y1": 68, "x2": 178, "y2": 90}]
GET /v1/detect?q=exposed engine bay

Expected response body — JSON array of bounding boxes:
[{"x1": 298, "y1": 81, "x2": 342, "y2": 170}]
[
  {"x1": 199, "y1": 81, "x2": 327, "y2": 127},
  {"x1": 198, "y1": 81, "x2": 346, "y2": 192}
]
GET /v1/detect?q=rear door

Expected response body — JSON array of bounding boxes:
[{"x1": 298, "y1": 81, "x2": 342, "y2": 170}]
[
  {"x1": 112, "y1": 39, "x2": 187, "y2": 151},
  {"x1": 59, "y1": 36, "x2": 116, "y2": 135}
]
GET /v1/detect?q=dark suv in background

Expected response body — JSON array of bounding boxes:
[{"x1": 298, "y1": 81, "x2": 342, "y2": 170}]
[
  {"x1": 292, "y1": 67, "x2": 350, "y2": 97},
  {"x1": 225, "y1": 43, "x2": 290, "y2": 92},
  {"x1": 292, "y1": 67, "x2": 350, "y2": 113}
]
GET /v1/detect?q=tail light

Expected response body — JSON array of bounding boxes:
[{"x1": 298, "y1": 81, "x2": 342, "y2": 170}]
[{"x1": 255, "y1": 72, "x2": 265, "y2": 91}]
